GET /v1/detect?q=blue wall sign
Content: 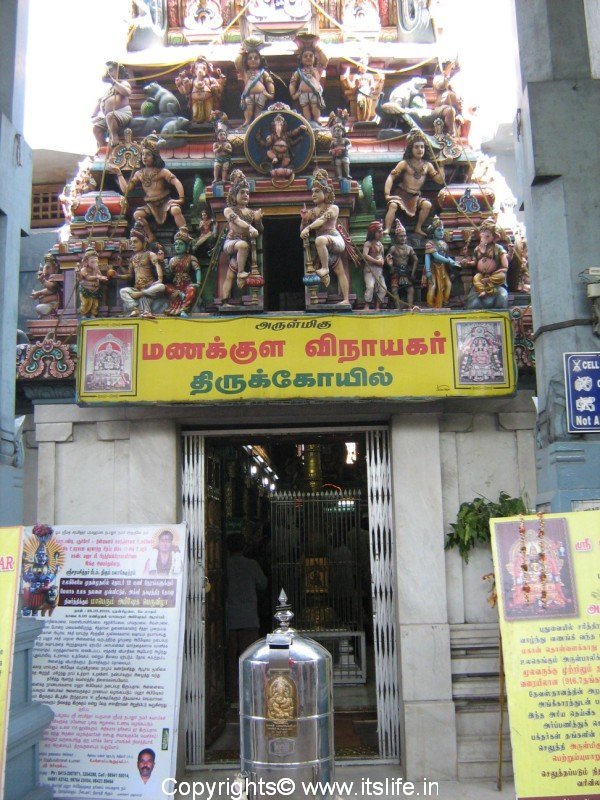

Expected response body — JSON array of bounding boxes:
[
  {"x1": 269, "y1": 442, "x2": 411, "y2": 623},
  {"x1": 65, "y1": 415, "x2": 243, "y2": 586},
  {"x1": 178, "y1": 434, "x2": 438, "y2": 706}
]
[{"x1": 564, "y1": 352, "x2": 600, "y2": 433}]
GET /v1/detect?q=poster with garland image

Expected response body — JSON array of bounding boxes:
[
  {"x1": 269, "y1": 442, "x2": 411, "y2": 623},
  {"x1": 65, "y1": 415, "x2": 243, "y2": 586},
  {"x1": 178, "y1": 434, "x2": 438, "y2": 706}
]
[{"x1": 491, "y1": 510, "x2": 600, "y2": 800}]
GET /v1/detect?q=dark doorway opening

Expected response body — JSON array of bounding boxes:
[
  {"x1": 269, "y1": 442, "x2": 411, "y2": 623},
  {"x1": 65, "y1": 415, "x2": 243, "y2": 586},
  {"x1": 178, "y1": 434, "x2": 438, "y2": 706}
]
[
  {"x1": 201, "y1": 433, "x2": 379, "y2": 763},
  {"x1": 262, "y1": 217, "x2": 305, "y2": 311}
]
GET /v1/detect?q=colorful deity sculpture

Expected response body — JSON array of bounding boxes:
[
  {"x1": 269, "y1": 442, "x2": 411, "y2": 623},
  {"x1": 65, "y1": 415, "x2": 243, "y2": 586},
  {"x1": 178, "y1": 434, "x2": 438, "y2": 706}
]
[
  {"x1": 194, "y1": 208, "x2": 217, "y2": 255},
  {"x1": 340, "y1": 61, "x2": 384, "y2": 123},
  {"x1": 383, "y1": 130, "x2": 445, "y2": 237},
  {"x1": 300, "y1": 168, "x2": 351, "y2": 305},
  {"x1": 221, "y1": 169, "x2": 263, "y2": 303},
  {"x1": 31, "y1": 254, "x2": 61, "y2": 318},
  {"x1": 255, "y1": 112, "x2": 308, "y2": 178},
  {"x1": 463, "y1": 218, "x2": 509, "y2": 309},
  {"x1": 210, "y1": 118, "x2": 232, "y2": 185},
  {"x1": 175, "y1": 56, "x2": 226, "y2": 124},
  {"x1": 76, "y1": 246, "x2": 111, "y2": 318},
  {"x1": 362, "y1": 220, "x2": 386, "y2": 309},
  {"x1": 423, "y1": 216, "x2": 460, "y2": 308},
  {"x1": 91, "y1": 61, "x2": 133, "y2": 149},
  {"x1": 385, "y1": 220, "x2": 418, "y2": 307},
  {"x1": 236, "y1": 40, "x2": 276, "y2": 127},
  {"x1": 164, "y1": 229, "x2": 202, "y2": 316},
  {"x1": 118, "y1": 224, "x2": 165, "y2": 318},
  {"x1": 289, "y1": 35, "x2": 328, "y2": 124},
  {"x1": 432, "y1": 74, "x2": 465, "y2": 137},
  {"x1": 329, "y1": 122, "x2": 352, "y2": 179},
  {"x1": 110, "y1": 135, "x2": 187, "y2": 242}
]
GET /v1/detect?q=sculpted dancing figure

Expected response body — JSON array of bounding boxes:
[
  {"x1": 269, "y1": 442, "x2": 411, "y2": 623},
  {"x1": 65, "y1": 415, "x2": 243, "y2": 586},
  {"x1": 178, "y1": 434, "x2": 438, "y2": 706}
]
[
  {"x1": 221, "y1": 170, "x2": 263, "y2": 302},
  {"x1": 235, "y1": 41, "x2": 275, "y2": 127},
  {"x1": 91, "y1": 62, "x2": 133, "y2": 149},
  {"x1": 111, "y1": 136, "x2": 187, "y2": 241},
  {"x1": 383, "y1": 130, "x2": 445, "y2": 237},
  {"x1": 300, "y1": 168, "x2": 349, "y2": 304},
  {"x1": 423, "y1": 216, "x2": 460, "y2": 308},
  {"x1": 118, "y1": 224, "x2": 165, "y2": 318},
  {"x1": 289, "y1": 36, "x2": 328, "y2": 124},
  {"x1": 164, "y1": 230, "x2": 202, "y2": 316}
]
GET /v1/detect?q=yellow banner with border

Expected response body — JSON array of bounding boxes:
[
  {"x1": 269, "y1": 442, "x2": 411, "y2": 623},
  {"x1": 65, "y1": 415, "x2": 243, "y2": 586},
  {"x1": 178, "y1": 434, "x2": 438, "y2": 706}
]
[
  {"x1": 77, "y1": 312, "x2": 516, "y2": 404},
  {"x1": 491, "y1": 511, "x2": 600, "y2": 800},
  {"x1": 0, "y1": 526, "x2": 23, "y2": 798}
]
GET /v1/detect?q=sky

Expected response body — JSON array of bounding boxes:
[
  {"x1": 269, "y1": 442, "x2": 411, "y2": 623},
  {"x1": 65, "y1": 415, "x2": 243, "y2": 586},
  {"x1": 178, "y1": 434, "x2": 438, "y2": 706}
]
[{"x1": 24, "y1": 0, "x2": 520, "y2": 155}]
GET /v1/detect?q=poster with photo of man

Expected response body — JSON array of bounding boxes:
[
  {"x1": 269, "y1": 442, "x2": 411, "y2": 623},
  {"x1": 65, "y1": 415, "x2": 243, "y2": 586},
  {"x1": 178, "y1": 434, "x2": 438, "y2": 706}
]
[{"x1": 19, "y1": 523, "x2": 187, "y2": 800}]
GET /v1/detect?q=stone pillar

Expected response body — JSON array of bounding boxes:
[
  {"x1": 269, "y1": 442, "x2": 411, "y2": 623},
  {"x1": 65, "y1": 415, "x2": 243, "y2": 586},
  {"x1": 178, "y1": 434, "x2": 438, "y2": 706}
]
[
  {"x1": 390, "y1": 415, "x2": 457, "y2": 780},
  {"x1": 0, "y1": 0, "x2": 32, "y2": 526},
  {"x1": 513, "y1": 0, "x2": 600, "y2": 510}
]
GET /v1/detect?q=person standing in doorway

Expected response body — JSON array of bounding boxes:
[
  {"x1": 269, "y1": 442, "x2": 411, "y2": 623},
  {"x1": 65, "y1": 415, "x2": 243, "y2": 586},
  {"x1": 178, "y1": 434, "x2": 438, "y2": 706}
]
[{"x1": 225, "y1": 533, "x2": 267, "y2": 705}]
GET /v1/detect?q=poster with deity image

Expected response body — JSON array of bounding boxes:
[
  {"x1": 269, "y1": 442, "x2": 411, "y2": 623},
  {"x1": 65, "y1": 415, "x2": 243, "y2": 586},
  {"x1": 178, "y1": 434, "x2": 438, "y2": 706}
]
[
  {"x1": 20, "y1": 523, "x2": 187, "y2": 800},
  {"x1": 491, "y1": 511, "x2": 600, "y2": 800}
]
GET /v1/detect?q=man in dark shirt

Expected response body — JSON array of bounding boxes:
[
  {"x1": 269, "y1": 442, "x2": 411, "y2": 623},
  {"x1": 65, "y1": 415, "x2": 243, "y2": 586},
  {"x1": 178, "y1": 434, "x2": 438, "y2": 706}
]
[{"x1": 225, "y1": 533, "x2": 267, "y2": 704}]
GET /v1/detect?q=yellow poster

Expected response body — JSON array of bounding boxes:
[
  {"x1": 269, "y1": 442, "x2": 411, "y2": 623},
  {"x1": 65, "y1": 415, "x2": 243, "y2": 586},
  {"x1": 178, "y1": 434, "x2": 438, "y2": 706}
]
[
  {"x1": 491, "y1": 511, "x2": 600, "y2": 800},
  {"x1": 77, "y1": 311, "x2": 515, "y2": 404},
  {"x1": 0, "y1": 526, "x2": 23, "y2": 798}
]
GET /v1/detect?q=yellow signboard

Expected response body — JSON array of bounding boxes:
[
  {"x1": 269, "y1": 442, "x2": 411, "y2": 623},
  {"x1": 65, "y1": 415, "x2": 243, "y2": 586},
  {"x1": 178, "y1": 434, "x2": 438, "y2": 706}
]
[
  {"x1": 0, "y1": 526, "x2": 23, "y2": 798},
  {"x1": 78, "y1": 312, "x2": 515, "y2": 404},
  {"x1": 491, "y1": 511, "x2": 600, "y2": 800}
]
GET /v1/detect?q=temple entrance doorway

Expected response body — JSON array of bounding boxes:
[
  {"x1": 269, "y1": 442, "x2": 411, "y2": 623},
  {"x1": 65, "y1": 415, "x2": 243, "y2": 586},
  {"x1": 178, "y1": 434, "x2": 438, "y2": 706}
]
[
  {"x1": 181, "y1": 428, "x2": 400, "y2": 769},
  {"x1": 262, "y1": 217, "x2": 305, "y2": 311}
]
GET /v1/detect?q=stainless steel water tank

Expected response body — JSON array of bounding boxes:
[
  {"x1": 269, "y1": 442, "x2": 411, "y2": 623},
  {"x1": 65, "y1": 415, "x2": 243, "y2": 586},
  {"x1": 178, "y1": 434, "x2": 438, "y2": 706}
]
[{"x1": 240, "y1": 590, "x2": 334, "y2": 798}]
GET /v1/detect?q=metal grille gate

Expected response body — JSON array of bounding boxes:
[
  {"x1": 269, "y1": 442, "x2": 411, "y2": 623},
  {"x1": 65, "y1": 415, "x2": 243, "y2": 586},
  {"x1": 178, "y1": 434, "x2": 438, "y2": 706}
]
[
  {"x1": 181, "y1": 428, "x2": 399, "y2": 765},
  {"x1": 182, "y1": 433, "x2": 205, "y2": 767},
  {"x1": 270, "y1": 491, "x2": 365, "y2": 684},
  {"x1": 366, "y1": 429, "x2": 400, "y2": 760}
]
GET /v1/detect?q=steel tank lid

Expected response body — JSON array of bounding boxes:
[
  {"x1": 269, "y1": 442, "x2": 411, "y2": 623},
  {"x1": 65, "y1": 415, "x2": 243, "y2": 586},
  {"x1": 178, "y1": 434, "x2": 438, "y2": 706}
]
[{"x1": 240, "y1": 590, "x2": 333, "y2": 664}]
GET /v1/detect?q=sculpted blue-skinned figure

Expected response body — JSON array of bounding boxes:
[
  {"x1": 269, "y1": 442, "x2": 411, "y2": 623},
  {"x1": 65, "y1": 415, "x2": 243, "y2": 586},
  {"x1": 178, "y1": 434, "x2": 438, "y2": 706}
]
[{"x1": 423, "y1": 216, "x2": 460, "y2": 308}]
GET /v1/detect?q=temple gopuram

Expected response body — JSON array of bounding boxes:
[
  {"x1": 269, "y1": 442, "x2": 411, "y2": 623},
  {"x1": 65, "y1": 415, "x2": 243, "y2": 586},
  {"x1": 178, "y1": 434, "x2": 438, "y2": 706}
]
[{"x1": 16, "y1": 0, "x2": 538, "y2": 785}]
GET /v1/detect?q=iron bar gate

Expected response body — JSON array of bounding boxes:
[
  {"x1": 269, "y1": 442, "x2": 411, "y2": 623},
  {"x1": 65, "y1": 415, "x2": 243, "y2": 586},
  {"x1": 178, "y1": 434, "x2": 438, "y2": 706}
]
[
  {"x1": 181, "y1": 433, "x2": 205, "y2": 767},
  {"x1": 181, "y1": 427, "x2": 400, "y2": 765},
  {"x1": 366, "y1": 429, "x2": 400, "y2": 760}
]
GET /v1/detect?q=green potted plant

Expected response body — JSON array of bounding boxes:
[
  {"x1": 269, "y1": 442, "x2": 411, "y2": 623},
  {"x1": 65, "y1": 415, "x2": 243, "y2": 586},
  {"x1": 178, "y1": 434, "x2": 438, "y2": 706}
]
[{"x1": 445, "y1": 491, "x2": 527, "y2": 563}]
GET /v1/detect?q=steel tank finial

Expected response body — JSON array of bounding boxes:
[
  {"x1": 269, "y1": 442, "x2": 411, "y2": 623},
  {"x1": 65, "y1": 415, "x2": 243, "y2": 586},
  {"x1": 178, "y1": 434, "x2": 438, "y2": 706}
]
[{"x1": 274, "y1": 588, "x2": 294, "y2": 631}]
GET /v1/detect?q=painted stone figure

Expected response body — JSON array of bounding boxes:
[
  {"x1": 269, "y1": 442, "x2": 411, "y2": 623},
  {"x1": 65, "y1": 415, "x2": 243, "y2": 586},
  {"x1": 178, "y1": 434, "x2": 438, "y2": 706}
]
[
  {"x1": 118, "y1": 224, "x2": 165, "y2": 318},
  {"x1": 111, "y1": 136, "x2": 187, "y2": 241},
  {"x1": 194, "y1": 209, "x2": 217, "y2": 255},
  {"x1": 235, "y1": 41, "x2": 275, "y2": 127},
  {"x1": 300, "y1": 168, "x2": 350, "y2": 305},
  {"x1": 91, "y1": 62, "x2": 133, "y2": 149},
  {"x1": 329, "y1": 122, "x2": 352, "y2": 180},
  {"x1": 423, "y1": 216, "x2": 460, "y2": 308},
  {"x1": 340, "y1": 61, "x2": 384, "y2": 122},
  {"x1": 221, "y1": 170, "x2": 263, "y2": 302},
  {"x1": 175, "y1": 57, "x2": 225, "y2": 124},
  {"x1": 164, "y1": 230, "x2": 202, "y2": 316},
  {"x1": 76, "y1": 246, "x2": 110, "y2": 318},
  {"x1": 383, "y1": 130, "x2": 445, "y2": 237},
  {"x1": 212, "y1": 120, "x2": 233, "y2": 185},
  {"x1": 362, "y1": 220, "x2": 386, "y2": 309},
  {"x1": 385, "y1": 220, "x2": 418, "y2": 307},
  {"x1": 31, "y1": 254, "x2": 61, "y2": 318},
  {"x1": 289, "y1": 35, "x2": 328, "y2": 124},
  {"x1": 255, "y1": 112, "x2": 308, "y2": 177},
  {"x1": 464, "y1": 218, "x2": 509, "y2": 310}
]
